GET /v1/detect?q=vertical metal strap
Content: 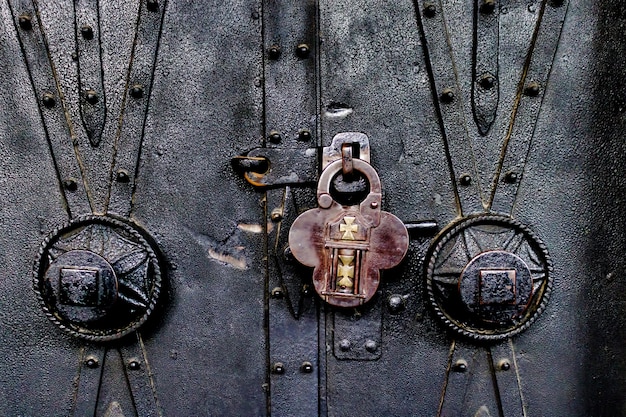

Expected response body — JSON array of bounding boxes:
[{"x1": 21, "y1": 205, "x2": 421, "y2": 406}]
[
  {"x1": 108, "y1": 0, "x2": 167, "y2": 216},
  {"x1": 415, "y1": 0, "x2": 485, "y2": 215},
  {"x1": 490, "y1": 0, "x2": 569, "y2": 214},
  {"x1": 472, "y1": 0, "x2": 500, "y2": 136},
  {"x1": 8, "y1": 0, "x2": 92, "y2": 217},
  {"x1": 74, "y1": 0, "x2": 106, "y2": 147}
]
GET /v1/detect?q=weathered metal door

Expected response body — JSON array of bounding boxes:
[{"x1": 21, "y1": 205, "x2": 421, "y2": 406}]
[{"x1": 1, "y1": 0, "x2": 625, "y2": 416}]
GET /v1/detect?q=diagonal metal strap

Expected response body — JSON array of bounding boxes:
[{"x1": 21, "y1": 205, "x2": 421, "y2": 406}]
[
  {"x1": 472, "y1": 0, "x2": 500, "y2": 136},
  {"x1": 415, "y1": 0, "x2": 485, "y2": 215},
  {"x1": 490, "y1": 0, "x2": 570, "y2": 213},
  {"x1": 74, "y1": 0, "x2": 106, "y2": 147},
  {"x1": 490, "y1": 339, "x2": 526, "y2": 416},
  {"x1": 107, "y1": 0, "x2": 167, "y2": 217},
  {"x1": 8, "y1": 0, "x2": 92, "y2": 217},
  {"x1": 73, "y1": 344, "x2": 107, "y2": 417}
]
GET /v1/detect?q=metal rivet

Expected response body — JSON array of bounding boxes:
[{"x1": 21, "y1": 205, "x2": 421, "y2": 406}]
[
  {"x1": 18, "y1": 13, "x2": 32, "y2": 30},
  {"x1": 268, "y1": 131, "x2": 282, "y2": 144},
  {"x1": 271, "y1": 287, "x2": 284, "y2": 299},
  {"x1": 128, "y1": 360, "x2": 141, "y2": 370},
  {"x1": 42, "y1": 93, "x2": 56, "y2": 108},
  {"x1": 424, "y1": 3, "x2": 436, "y2": 17},
  {"x1": 453, "y1": 360, "x2": 468, "y2": 372},
  {"x1": 85, "y1": 89, "x2": 99, "y2": 105},
  {"x1": 116, "y1": 170, "x2": 130, "y2": 183},
  {"x1": 499, "y1": 360, "x2": 511, "y2": 371},
  {"x1": 504, "y1": 171, "x2": 518, "y2": 183},
  {"x1": 270, "y1": 208, "x2": 283, "y2": 222},
  {"x1": 298, "y1": 129, "x2": 311, "y2": 141},
  {"x1": 479, "y1": 74, "x2": 496, "y2": 89},
  {"x1": 441, "y1": 88, "x2": 455, "y2": 103},
  {"x1": 524, "y1": 82, "x2": 540, "y2": 97},
  {"x1": 296, "y1": 44, "x2": 310, "y2": 59},
  {"x1": 268, "y1": 45, "x2": 281, "y2": 60},
  {"x1": 80, "y1": 25, "x2": 94, "y2": 40},
  {"x1": 339, "y1": 339, "x2": 351, "y2": 351},
  {"x1": 130, "y1": 84, "x2": 144, "y2": 99},
  {"x1": 459, "y1": 174, "x2": 472, "y2": 186},
  {"x1": 146, "y1": 0, "x2": 159, "y2": 11},
  {"x1": 283, "y1": 246, "x2": 294, "y2": 262},
  {"x1": 301, "y1": 284, "x2": 313, "y2": 297},
  {"x1": 387, "y1": 294, "x2": 405, "y2": 314},
  {"x1": 251, "y1": 11, "x2": 260, "y2": 20},
  {"x1": 85, "y1": 357, "x2": 99, "y2": 368},
  {"x1": 63, "y1": 179, "x2": 78, "y2": 192},
  {"x1": 480, "y1": 0, "x2": 496, "y2": 14},
  {"x1": 272, "y1": 362, "x2": 285, "y2": 374},
  {"x1": 300, "y1": 362, "x2": 313, "y2": 373},
  {"x1": 370, "y1": 201, "x2": 379, "y2": 209},
  {"x1": 365, "y1": 340, "x2": 378, "y2": 353},
  {"x1": 71, "y1": 52, "x2": 78, "y2": 61},
  {"x1": 318, "y1": 193, "x2": 333, "y2": 209}
]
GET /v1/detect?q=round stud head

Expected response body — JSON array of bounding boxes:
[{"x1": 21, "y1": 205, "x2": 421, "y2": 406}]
[
  {"x1": 18, "y1": 14, "x2": 32, "y2": 30},
  {"x1": 85, "y1": 90, "x2": 99, "y2": 105},
  {"x1": 268, "y1": 45, "x2": 281, "y2": 60},
  {"x1": 80, "y1": 25, "x2": 94, "y2": 40},
  {"x1": 296, "y1": 44, "x2": 310, "y2": 59}
]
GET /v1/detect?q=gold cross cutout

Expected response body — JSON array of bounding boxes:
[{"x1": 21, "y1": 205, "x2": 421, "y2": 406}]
[
  {"x1": 339, "y1": 216, "x2": 358, "y2": 240},
  {"x1": 337, "y1": 255, "x2": 355, "y2": 289}
]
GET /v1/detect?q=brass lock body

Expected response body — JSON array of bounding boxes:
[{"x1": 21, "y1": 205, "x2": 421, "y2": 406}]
[{"x1": 288, "y1": 158, "x2": 409, "y2": 307}]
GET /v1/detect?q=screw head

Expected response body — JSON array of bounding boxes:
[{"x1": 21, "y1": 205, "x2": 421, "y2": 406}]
[
  {"x1": 63, "y1": 179, "x2": 78, "y2": 192},
  {"x1": 524, "y1": 82, "x2": 540, "y2": 97},
  {"x1": 298, "y1": 129, "x2": 311, "y2": 141},
  {"x1": 128, "y1": 360, "x2": 141, "y2": 370},
  {"x1": 85, "y1": 89, "x2": 99, "y2": 105},
  {"x1": 80, "y1": 25, "x2": 94, "y2": 40},
  {"x1": 18, "y1": 13, "x2": 32, "y2": 30},
  {"x1": 365, "y1": 340, "x2": 378, "y2": 353},
  {"x1": 271, "y1": 287, "x2": 284, "y2": 299},
  {"x1": 268, "y1": 45, "x2": 281, "y2": 60},
  {"x1": 85, "y1": 357, "x2": 99, "y2": 368},
  {"x1": 479, "y1": 74, "x2": 496, "y2": 89},
  {"x1": 272, "y1": 362, "x2": 285, "y2": 374},
  {"x1": 459, "y1": 174, "x2": 472, "y2": 186},
  {"x1": 42, "y1": 93, "x2": 56, "y2": 108},
  {"x1": 387, "y1": 294, "x2": 405, "y2": 314},
  {"x1": 453, "y1": 360, "x2": 468, "y2": 372},
  {"x1": 268, "y1": 131, "x2": 282, "y2": 144},
  {"x1": 130, "y1": 84, "x2": 144, "y2": 99},
  {"x1": 116, "y1": 170, "x2": 130, "y2": 183},
  {"x1": 424, "y1": 3, "x2": 437, "y2": 17},
  {"x1": 338, "y1": 339, "x2": 351, "y2": 351},
  {"x1": 500, "y1": 360, "x2": 511, "y2": 371},
  {"x1": 480, "y1": 0, "x2": 496, "y2": 14},
  {"x1": 504, "y1": 171, "x2": 518, "y2": 183},
  {"x1": 441, "y1": 88, "x2": 455, "y2": 103},
  {"x1": 300, "y1": 362, "x2": 313, "y2": 373},
  {"x1": 146, "y1": 0, "x2": 159, "y2": 11},
  {"x1": 296, "y1": 44, "x2": 310, "y2": 59}
]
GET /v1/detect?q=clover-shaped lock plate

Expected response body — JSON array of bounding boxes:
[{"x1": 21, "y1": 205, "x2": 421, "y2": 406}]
[{"x1": 288, "y1": 159, "x2": 409, "y2": 308}]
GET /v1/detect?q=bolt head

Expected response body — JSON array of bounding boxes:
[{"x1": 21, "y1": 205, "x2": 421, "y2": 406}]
[
  {"x1": 300, "y1": 362, "x2": 313, "y2": 373},
  {"x1": 338, "y1": 339, "x2": 351, "y2": 351},
  {"x1": 268, "y1": 45, "x2": 281, "y2": 60},
  {"x1": 370, "y1": 201, "x2": 379, "y2": 209},
  {"x1": 301, "y1": 285, "x2": 313, "y2": 297},
  {"x1": 128, "y1": 360, "x2": 141, "y2": 370},
  {"x1": 479, "y1": 74, "x2": 496, "y2": 89},
  {"x1": 365, "y1": 340, "x2": 378, "y2": 353},
  {"x1": 85, "y1": 357, "x2": 99, "y2": 368},
  {"x1": 272, "y1": 362, "x2": 285, "y2": 374},
  {"x1": 85, "y1": 90, "x2": 99, "y2": 105},
  {"x1": 18, "y1": 14, "x2": 32, "y2": 30},
  {"x1": 480, "y1": 0, "x2": 496, "y2": 14},
  {"x1": 268, "y1": 131, "x2": 282, "y2": 144},
  {"x1": 524, "y1": 82, "x2": 540, "y2": 97},
  {"x1": 459, "y1": 174, "x2": 472, "y2": 186},
  {"x1": 283, "y1": 246, "x2": 294, "y2": 262},
  {"x1": 387, "y1": 294, "x2": 405, "y2": 314},
  {"x1": 453, "y1": 361, "x2": 468, "y2": 372},
  {"x1": 424, "y1": 3, "x2": 437, "y2": 17},
  {"x1": 80, "y1": 25, "x2": 94, "y2": 40},
  {"x1": 146, "y1": 0, "x2": 159, "y2": 11},
  {"x1": 504, "y1": 171, "x2": 518, "y2": 183},
  {"x1": 298, "y1": 129, "x2": 312, "y2": 141},
  {"x1": 296, "y1": 44, "x2": 310, "y2": 59},
  {"x1": 63, "y1": 179, "x2": 78, "y2": 192},
  {"x1": 42, "y1": 93, "x2": 56, "y2": 108},
  {"x1": 271, "y1": 287, "x2": 284, "y2": 299},
  {"x1": 130, "y1": 84, "x2": 144, "y2": 99},
  {"x1": 116, "y1": 170, "x2": 130, "y2": 183},
  {"x1": 441, "y1": 88, "x2": 455, "y2": 103},
  {"x1": 500, "y1": 361, "x2": 511, "y2": 371}
]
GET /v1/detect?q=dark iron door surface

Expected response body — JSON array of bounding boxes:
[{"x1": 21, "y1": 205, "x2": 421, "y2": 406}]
[{"x1": 0, "y1": 0, "x2": 625, "y2": 416}]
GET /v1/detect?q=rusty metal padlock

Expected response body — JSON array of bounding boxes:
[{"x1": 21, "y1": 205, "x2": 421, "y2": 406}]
[{"x1": 288, "y1": 158, "x2": 409, "y2": 307}]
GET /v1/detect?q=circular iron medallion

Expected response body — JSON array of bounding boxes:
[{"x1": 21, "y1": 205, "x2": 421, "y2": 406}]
[
  {"x1": 34, "y1": 215, "x2": 162, "y2": 341},
  {"x1": 425, "y1": 214, "x2": 552, "y2": 341}
]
